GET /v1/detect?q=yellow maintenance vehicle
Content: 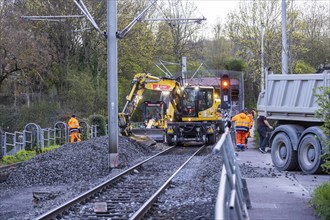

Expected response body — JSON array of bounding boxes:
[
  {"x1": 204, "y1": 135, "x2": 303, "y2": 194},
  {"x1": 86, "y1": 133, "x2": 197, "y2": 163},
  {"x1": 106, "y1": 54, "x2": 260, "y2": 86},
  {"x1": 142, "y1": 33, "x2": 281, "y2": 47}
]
[
  {"x1": 118, "y1": 73, "x2": 183, "y2": 139},
  {"x1": 118, "y1": 73, "x2": 223, "y2": 145},
  {"x1": 165, "y1": 85, "x2": 222, "y2": 145}
]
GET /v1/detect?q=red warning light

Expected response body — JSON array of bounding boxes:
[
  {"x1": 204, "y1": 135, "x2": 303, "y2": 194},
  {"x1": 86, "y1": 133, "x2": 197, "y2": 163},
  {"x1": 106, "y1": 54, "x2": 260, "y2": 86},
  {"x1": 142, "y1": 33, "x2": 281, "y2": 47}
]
[{"x1": 221, "y1": 74, "x2": 230, "y2": 90}]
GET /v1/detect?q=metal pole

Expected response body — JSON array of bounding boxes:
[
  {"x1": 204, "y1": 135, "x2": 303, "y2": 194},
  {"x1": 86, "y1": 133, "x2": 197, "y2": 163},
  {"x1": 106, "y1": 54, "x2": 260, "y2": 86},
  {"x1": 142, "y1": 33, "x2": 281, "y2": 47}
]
[
  {"x1": 282, "y1": 0, "x2": 288, "y2": 74},
  {"x1": 108, "y1": 0, "x2": 118, "y2": 169},
  {"x1": 261, "y1": 22, "x2": 265, "y2": 91},
  {"x1": 181, "y1": 56, "x2": 187, "y2": 85},
  {"x1": 241, "y1": 72, "x2": 244, "y2": 110},
  {"x1": 265, "y1": 68, "x2": 268, "y2": 116}
]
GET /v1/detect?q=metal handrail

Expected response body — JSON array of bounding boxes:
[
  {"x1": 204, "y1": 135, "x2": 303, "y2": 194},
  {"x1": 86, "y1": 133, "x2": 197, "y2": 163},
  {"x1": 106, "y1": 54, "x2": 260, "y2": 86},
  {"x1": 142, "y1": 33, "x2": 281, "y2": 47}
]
[
  {"x1": 42, "y1": 128, "x2": 56, "y2": 148},
  {"x1": 213, "y1": 127, "x2": 250, "y2": 220},
  {"x1": 1, "y1": 121, "x2": 98, "y2": 156}
]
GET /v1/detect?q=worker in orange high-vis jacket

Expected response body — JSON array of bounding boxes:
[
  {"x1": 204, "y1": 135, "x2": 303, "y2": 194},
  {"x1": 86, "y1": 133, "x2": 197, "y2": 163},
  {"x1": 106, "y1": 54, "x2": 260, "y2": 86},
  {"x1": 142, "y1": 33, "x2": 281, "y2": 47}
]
[
  {"x1": 244, "y1": 110, "x2": 254, "y2": 149},
  {"x1": 68, "y1": 114, "x2": 81, "y2": 143},
  {"x1": 232, "y1": 109, "x2": 251, "y2": 151}
]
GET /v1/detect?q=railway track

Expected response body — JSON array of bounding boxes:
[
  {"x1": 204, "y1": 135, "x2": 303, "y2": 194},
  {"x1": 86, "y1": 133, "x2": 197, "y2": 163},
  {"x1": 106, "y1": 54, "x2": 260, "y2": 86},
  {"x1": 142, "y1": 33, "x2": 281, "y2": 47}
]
[
  {"x1": 36, "y1": 145, "x2": 207, "y2": 219},
  {"x1": 0, "y1": 162, "x2": 24, "y2": 183}
]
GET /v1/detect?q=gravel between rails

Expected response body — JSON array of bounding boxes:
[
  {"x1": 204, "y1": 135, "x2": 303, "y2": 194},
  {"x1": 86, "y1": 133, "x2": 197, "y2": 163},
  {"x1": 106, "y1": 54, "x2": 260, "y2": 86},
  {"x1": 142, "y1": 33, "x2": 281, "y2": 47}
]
[{"x1": 0, "y1": 135, "x2": 276, "y2": 220}]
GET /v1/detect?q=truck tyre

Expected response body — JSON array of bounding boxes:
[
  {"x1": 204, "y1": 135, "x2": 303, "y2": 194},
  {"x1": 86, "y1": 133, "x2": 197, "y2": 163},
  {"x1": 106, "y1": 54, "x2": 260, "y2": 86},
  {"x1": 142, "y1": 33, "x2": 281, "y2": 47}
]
[
  {"x1": 298, "y1": 134, "x2": 323, "y2": 174},
  {"x1": 173, "y1": 135, "x2": 177, "y2": 145},
  {"x1": 271, "y1": 132, "x2": 298, "y2": 171},
  {"x1": 207, "y1": 134, "x2": 216, "y2": 145},
  {"x1": 166, "y1": 134, "x2": 174, "y2": 146}
]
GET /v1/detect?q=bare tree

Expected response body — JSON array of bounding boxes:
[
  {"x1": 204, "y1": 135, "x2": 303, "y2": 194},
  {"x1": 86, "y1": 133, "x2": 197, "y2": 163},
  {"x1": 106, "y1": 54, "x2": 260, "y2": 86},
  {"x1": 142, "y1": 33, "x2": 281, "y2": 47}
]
[
  {"x1": 0, "y1": 1, "x2": 52, "y2": 93},
  {"x1": 225, "y1": 0, "x2": 282, "y2": 104},
  {"x1": 298, "y1": 0, "x2": 330, "y2": 67},
  {"x1": 159, "y1": 0, "x2": 205, "y2": 64}
]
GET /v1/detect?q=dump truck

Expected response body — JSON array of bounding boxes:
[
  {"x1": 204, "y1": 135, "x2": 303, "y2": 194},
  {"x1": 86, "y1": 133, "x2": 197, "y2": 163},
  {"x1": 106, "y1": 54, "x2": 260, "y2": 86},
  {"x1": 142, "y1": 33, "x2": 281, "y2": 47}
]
[{"x1": 257, "y1": 69, "x2": 330, "y2": 174}]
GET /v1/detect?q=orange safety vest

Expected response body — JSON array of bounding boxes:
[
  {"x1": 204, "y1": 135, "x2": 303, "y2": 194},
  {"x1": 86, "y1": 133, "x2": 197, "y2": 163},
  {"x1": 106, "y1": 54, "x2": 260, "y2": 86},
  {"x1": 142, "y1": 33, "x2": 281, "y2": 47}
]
[
  {"x1": 232, "y1": 113, "x2": 250, "y2": 132},
  {"x1": 247, "y1": 113, "x2": 253, "y2": 128},
  {"x1": 68, "y1": 117, "x2": 80, "y2": 132}
]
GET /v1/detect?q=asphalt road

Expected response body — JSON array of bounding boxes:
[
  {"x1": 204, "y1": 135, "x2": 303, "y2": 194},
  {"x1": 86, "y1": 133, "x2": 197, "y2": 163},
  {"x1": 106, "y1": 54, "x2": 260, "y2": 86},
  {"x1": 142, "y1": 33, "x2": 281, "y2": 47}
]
[{"x1": 236, "y1": 137, "x2": 330, "y2": 220}]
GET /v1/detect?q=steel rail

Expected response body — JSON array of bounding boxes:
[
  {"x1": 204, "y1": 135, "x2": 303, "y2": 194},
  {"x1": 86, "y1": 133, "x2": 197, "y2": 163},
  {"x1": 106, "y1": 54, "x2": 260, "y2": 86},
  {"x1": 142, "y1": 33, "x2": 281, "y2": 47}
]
[
  {"x1": 0, "y1": 162, "x2": 25, "y2": 183},
  {"x1": 35, "y1": 146, "x2": 176, "y2": 220},
  {"x1": 0, "y1": 162, "x2": 24, "y2": 172},
  {"x1": 129, "y1": 145, "x2": 207, "y2": 219}
]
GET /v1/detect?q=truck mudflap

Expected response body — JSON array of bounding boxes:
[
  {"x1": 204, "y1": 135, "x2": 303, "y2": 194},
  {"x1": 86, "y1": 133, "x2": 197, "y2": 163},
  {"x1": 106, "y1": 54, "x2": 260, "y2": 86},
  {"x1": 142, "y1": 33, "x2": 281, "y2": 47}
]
[{"x1": 132, "y1": 128, "x2": 165, "y2": 142}]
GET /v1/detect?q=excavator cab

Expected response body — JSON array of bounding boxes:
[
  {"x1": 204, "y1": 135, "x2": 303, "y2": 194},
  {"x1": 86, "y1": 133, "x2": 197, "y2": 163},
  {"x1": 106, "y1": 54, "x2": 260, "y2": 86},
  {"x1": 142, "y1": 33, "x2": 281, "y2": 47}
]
[
  {"x1": 143, "y1": 101, "x2": 166, "y2": 129},
  {"x1": 180, "y1": 86, "x2": 217, "y2": 120},
  {"x1": 166, "y1": 85, "x2": 221, "y2": 146},
  {"x1": 181, "y1": 87, "x2": 198, "y2": 117},
  {"x1": 119, "y1": 73, "x2": 183, "y2": 141}
]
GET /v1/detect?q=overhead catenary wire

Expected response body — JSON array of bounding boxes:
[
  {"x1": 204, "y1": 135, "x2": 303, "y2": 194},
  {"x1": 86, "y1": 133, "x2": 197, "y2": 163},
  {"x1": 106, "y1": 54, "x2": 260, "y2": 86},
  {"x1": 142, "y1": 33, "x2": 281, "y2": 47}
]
[
  {"x1": 21, "y1": 15, "x2": 85, "y2": 21},
  {"x1": 76, "y1": 0, "x2": 99, "y2": 29},
  {"x1": 73, "y1": 0, "x2": 103, "y2": 36},
  {"x1": 190, "y1": 63, "x2": 204, "y2": 80},
  {"x1": 154, "y1": 62, "x2": 173, "y2": 78},
  {"x1": 158, "y1": 60, "x2": 175, "y2": 77},
  {"x1": 21, "y1": 0, "x2": 103, "y2": 36},
  {"x1": 117, "y1": 0, "x2": 158, "y2": 39}
]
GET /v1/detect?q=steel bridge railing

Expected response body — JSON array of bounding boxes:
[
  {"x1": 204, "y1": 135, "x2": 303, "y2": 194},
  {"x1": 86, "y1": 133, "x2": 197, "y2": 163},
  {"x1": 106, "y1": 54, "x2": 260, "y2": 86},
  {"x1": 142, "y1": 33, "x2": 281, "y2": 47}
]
[{"x1": 213, "y1": 127, "x2": 251, "y2": 220}]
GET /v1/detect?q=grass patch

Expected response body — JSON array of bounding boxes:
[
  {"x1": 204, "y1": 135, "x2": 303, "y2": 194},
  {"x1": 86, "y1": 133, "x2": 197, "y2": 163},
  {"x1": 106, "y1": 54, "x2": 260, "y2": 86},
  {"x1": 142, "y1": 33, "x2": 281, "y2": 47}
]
[
  {"x1": 310, "y1": 182, "x2": 330, "y2": 220},
  {"x1": 42, "y1": 145, "x2": 60, "y2": 153},
  {"x1": 1, "y1": 145, "x2": 60, "y2": 165}
]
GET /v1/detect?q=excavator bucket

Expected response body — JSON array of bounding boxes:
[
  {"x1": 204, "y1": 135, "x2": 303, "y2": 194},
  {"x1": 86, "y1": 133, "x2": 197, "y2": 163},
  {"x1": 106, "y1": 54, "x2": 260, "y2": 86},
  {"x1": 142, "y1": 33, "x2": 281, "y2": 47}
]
[
  {"x1": 132, "y1": 128, "x2": 165, "y2": 142},
  {"x1": 128, "y1": 133, "x2": 157, "y2": 147}
]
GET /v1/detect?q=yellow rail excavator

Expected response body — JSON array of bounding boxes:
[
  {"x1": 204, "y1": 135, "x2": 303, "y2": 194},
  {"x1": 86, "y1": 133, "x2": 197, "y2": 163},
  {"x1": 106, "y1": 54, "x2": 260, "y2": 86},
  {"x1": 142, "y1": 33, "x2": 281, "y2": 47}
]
[
  {"x1": 118, "y1": 73, "x2": 183, "y2": 140},
  {"x1": 165, "y1": 85, "x2": 222, "y2": 145},
  {"x1": 118, "y1": 73, "x2": 223, "y2": 145}
]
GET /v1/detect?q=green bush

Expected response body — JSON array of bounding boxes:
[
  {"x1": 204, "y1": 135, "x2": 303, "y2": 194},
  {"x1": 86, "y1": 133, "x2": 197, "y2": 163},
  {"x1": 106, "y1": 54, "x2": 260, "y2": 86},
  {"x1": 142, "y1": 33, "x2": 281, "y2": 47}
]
[
  {"x1": 310, "y1": 182, "x2": 330, "y2": 220},
  {"x1": 1, "y1": 145, "x2": 60, "y2": 164},
  {"x1": 15, "y1": 150, "x2": 35, "y2": 161},
  {"x1": 88, "y1": 114, "x2": 107, "y2": 136},
  {"x1": 61, "y1": 71, "x2": 97, "y2": 116},
  {"x1": 17, "y1": 101, "x2": 61, "y2": 129},
  {"x1": 294, "y1": 60, "x2": 316, "y2": 74},
  {"x1": 2, "y1": 155, "x2": 15, "y2": 164},
  {"x1": 2, "y1": 150, "x2": 36, "y2": 164},
  {"x1": 315, "y1": 86, "x2": 330, "y2": 173},
  {"x1": 42, "y1": 145, "x2": 60, "y2": 153},
  {"x1": 225, "y1": 59, "x2": 246, "y2": 71}
]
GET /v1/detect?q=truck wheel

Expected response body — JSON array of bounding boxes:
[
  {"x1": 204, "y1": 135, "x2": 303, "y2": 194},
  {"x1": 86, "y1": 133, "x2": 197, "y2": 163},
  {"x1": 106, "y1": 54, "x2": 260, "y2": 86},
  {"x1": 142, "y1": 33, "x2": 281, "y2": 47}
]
[
  {"x1": 173, "y1": 135, "x2": 180, "y2": 146},
  {"x1": 207, "y1": 134, "x2": 216, "y2": 145},
  {"x1": 298, "y1": 134, "x2": 322, "y2": 174},
  {"x1": 166, "y1": 134, "x2": 174, "y2": 146},
  {"x1": 271, "y1": 132, "x2": 298, "y2": 171}
]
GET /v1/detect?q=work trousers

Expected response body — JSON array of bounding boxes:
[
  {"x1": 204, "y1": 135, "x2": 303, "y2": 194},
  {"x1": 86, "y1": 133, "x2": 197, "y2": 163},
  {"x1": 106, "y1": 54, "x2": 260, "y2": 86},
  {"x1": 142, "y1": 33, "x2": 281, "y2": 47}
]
[
  {"x1": 257, "y1": 126, "x2": 268, "y2": 150},
  {"x1": 236, "y1": 130, "x2": 247, "y2": 149},
  {"x1": 70, "y1": 131, "x2": 81, "y2": 143}
]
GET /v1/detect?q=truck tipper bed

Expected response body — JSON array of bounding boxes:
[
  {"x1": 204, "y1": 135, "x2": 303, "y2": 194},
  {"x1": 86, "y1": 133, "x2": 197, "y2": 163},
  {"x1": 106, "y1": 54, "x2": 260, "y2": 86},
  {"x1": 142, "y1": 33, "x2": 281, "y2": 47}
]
[{"x1": 257, "y1": 70, "x2": 330, "y2": 174}]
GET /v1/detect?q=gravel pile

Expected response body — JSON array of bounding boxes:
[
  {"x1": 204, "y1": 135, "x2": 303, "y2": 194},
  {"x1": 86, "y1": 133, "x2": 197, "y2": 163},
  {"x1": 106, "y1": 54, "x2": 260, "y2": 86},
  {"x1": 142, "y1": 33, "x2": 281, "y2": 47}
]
[
  {"x1": 1, "y1": 136, "x2": 156, "y2": 188},
  {"x1": 145, "y1": 151, "x2": 223, "y2": 219},
  {"x1": 0, "y1": 135, "x2": 269, "y2": 220},
  {"x1": 239, "y1": 160, "x2": 279, "y2": 178},
  {"x1": 0, "y1": 136, "x2": 164, "y2": 220},
  {"x1": 145, "y1": 148, "x2": 279, "y2": 219}
]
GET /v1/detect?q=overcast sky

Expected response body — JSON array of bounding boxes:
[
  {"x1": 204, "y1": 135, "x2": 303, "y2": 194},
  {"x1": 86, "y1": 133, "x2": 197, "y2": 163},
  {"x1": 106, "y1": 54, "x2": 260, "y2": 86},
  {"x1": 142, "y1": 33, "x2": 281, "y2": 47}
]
[
  {"x1": 193, "y1": 0, "x2": 329, "y2": 37},
  {"x1": 193, "y1": 0, "x2": 239, "y2": 37},
  {"x1": 194, "y1": 0, "x2": 239, "y2": 26}
]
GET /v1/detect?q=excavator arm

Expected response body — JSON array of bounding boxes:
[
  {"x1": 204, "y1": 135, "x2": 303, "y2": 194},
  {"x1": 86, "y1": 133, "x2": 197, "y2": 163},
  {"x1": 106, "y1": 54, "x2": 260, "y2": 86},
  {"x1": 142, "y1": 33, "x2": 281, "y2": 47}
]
[{"x1": 118, "y1": 73, "x2": 182, "y2": 136}]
